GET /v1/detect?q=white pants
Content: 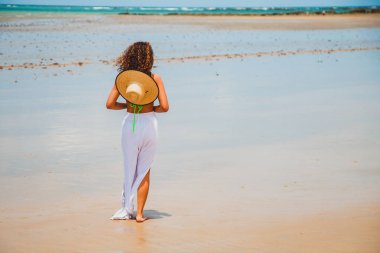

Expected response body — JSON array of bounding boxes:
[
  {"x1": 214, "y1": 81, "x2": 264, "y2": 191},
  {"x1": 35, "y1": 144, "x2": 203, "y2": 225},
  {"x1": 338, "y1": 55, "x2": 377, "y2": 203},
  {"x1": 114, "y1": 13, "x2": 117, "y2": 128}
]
[{"x1": 110, "y1": 111, "x2": 158, "y2": 220}]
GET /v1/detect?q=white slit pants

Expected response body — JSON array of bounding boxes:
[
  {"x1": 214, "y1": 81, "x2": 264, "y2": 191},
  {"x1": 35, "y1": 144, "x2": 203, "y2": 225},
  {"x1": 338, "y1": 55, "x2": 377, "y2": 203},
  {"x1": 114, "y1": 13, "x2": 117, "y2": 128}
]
[{"x1": 110, "y1": 111, "x2": 158, "y2": 220}]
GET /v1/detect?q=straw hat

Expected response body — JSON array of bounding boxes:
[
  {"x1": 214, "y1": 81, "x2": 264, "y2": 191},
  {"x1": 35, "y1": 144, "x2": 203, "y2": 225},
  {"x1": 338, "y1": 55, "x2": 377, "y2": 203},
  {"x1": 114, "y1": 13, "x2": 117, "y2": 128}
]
[{"x1": 115, "y1": 70, "x2": 159, "y2": 106}]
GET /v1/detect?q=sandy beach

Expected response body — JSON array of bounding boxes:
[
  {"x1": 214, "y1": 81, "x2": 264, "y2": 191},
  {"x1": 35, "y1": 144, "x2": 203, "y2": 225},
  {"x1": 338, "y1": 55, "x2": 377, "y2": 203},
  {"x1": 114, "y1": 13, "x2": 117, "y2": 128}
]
[{"x1": 1, "y1": 13, "x2": 380, "y2": 252}]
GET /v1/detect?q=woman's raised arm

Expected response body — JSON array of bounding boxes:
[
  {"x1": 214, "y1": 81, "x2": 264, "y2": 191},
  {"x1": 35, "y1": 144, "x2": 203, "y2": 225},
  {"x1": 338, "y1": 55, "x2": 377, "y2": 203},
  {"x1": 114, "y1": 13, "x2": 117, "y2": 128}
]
[{"x1": 153, "y1": 74, "x2": 169, "y2": 112}]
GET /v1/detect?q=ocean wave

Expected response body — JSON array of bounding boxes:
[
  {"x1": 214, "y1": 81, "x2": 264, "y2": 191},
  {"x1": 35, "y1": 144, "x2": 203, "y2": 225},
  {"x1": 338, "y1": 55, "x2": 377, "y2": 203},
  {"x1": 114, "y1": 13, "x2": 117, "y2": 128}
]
[
  {"x1": 92, "y1": 6, "x2": 113, "y2": 10},
  {"x1": 140, "y1": 7, "x2": 160, "y2": 10},
  {"x1": 180, "y1": 7, "x2": 191, "y2": 11}
]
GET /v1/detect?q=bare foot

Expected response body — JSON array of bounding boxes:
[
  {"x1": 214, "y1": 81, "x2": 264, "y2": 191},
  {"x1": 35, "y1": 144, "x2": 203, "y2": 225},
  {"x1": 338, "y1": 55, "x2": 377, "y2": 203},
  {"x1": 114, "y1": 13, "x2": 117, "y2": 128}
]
[{"x1": 136, "y1": 215, "x2": 149, "y2": 223}]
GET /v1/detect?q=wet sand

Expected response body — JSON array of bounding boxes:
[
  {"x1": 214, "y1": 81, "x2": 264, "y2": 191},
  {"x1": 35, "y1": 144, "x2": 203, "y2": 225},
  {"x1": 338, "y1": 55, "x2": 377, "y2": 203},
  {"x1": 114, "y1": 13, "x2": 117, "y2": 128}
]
[
  {"x1": 1, "y1": 13, "x2": 380, "y2": 252},
  {"x1": 2, "y1": 46, "x2": 380, "y2": 70}
]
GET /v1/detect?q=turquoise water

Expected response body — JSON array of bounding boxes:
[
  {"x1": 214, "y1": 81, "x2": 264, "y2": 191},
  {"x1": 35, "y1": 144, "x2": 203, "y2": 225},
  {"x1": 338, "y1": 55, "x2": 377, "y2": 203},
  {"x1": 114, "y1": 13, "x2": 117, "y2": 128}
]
[{"x1": 0, "y1": 4, "x2": 379, "y2": 15}]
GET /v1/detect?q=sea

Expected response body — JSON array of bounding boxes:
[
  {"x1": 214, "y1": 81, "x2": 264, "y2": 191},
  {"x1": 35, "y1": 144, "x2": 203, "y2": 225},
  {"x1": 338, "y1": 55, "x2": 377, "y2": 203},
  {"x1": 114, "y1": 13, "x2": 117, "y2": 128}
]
[{"x1": 0, "y1": 4, "x2": 379, "y2": 15}]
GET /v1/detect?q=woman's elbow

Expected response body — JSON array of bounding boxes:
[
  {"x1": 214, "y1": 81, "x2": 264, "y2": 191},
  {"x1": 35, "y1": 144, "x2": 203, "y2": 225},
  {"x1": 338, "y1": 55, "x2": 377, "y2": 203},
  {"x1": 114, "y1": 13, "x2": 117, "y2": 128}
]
[
  {"x1": 162, "y1": 104, "x2": 169, "y2": 112},
  {"x1": 106, "y1": 101, "x2": 114, "y2": 109}
]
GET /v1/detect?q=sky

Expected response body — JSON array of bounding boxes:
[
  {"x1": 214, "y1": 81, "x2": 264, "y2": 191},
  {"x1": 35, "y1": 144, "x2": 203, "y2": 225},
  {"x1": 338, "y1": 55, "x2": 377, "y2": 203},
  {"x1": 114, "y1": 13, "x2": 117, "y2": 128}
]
[{"x1": 1, "y1": 0, "x2": 380, "y2": 7}]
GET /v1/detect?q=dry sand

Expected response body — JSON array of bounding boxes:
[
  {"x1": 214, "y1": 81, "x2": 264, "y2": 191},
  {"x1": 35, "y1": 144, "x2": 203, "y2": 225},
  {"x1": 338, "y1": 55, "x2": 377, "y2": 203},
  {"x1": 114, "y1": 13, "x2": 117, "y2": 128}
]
[{"x1": 1, "y1": 201, "x2": 379, "y2": 253}]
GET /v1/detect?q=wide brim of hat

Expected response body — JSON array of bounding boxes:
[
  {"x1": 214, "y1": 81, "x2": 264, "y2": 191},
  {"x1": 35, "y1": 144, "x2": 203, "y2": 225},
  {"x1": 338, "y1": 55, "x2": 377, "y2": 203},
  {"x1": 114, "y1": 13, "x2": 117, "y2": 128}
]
[{"x1": 115, "y1": 70, "x2": 159, "y2": 106}]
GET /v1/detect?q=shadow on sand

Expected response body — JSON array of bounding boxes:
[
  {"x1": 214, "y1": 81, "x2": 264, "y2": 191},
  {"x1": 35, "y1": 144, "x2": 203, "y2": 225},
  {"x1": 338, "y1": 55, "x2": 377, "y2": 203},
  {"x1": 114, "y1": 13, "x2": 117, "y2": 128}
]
[{"x1": 143, "y1": 209, "x2": 171, "y2": 219}]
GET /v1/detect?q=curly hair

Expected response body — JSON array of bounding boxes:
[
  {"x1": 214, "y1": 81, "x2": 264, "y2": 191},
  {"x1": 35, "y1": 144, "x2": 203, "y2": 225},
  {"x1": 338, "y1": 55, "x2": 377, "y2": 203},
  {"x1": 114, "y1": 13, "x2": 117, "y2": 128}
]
[{"x1": 116, "y1": 41, "x2": 154, "y2": 76}]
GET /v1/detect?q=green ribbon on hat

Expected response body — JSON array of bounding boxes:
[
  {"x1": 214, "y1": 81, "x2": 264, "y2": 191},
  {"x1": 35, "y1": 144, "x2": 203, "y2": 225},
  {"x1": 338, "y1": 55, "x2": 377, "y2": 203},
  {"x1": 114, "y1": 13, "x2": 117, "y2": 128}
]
[{"x1": 129, "y1": 103, "x2": 143, "y2": 133}]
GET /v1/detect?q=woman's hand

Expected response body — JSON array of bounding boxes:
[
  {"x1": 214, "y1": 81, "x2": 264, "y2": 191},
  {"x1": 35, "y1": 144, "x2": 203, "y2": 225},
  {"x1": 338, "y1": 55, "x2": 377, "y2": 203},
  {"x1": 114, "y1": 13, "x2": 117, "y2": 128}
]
[
  {"x1": 106, "y1": 85, "x2": 127, "y2": 110},
  {"x1": 153, "y1": 105, "x2": 167, "y2": 112},
  {"x1": 152, "y1": 74, "x2": 169, "y2": 112}
]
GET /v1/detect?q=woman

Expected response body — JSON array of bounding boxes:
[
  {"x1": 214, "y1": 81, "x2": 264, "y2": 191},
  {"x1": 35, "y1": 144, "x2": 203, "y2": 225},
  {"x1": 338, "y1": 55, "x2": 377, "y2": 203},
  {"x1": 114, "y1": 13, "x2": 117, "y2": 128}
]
[{"x1": 106, "y1": 41, "x2": 169, "y2": 223}]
